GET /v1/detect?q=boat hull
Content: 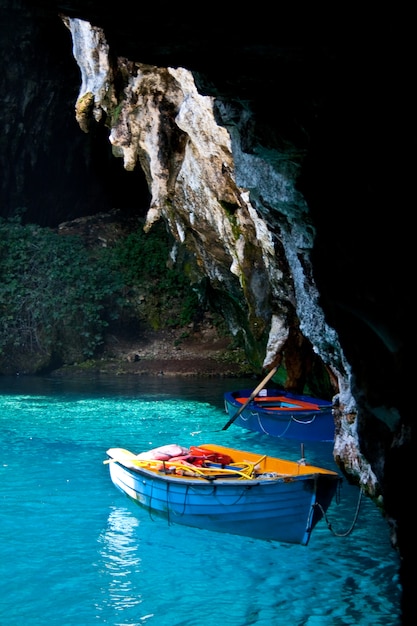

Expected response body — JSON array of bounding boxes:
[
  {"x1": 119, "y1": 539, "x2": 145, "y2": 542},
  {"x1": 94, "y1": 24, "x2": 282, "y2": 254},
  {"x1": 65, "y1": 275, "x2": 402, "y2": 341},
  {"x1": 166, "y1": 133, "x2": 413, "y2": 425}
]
[
  {"x1": 107, "y1": 445, "x2": 340, "y2": 545},
  {"x1": 224, "y1": 389, "x2": 334, "y2": 441}
]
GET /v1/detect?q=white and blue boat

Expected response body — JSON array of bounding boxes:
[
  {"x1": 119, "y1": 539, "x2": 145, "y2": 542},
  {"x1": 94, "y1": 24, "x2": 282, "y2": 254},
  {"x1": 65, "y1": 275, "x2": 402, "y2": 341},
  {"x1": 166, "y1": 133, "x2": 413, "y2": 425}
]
[{"x1": 105, "y1": 443, "x2": 340, "y2": 546}]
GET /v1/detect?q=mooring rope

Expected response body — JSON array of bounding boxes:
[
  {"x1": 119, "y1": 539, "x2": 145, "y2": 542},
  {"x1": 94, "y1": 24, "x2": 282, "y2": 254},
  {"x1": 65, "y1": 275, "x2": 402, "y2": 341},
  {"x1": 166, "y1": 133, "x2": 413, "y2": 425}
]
[{"x1": 316, "y1": 486, "x2": 364, "y2": 537}]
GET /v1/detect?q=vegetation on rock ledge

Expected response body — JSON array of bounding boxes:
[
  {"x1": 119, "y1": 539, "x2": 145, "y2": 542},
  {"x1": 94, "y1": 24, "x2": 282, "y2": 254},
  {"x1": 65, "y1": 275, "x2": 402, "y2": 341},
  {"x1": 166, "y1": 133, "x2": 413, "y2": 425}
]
[{"x1": 0, "y1": 216, "x2": 239, "y2": 375}]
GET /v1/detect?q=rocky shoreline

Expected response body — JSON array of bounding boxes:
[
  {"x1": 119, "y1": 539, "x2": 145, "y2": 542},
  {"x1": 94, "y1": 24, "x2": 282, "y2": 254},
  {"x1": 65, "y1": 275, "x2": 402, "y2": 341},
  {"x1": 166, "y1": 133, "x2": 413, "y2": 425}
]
[{"x1": 51, "y1": 327, "x2": 256, "y2": 379}]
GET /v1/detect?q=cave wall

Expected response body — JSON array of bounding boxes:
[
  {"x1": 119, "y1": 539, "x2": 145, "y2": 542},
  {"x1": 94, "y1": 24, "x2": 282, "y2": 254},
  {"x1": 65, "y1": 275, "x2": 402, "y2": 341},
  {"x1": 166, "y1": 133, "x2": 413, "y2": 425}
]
[{"x1": 0, "y1": 2, "x2": 150, "y2": 225}]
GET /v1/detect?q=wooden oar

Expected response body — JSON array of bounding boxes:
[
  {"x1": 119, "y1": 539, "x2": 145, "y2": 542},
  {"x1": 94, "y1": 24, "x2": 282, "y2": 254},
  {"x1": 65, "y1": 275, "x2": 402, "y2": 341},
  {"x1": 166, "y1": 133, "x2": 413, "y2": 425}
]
[{"x1": 221, "y1": 366, "x2": 278, "y2": 431}]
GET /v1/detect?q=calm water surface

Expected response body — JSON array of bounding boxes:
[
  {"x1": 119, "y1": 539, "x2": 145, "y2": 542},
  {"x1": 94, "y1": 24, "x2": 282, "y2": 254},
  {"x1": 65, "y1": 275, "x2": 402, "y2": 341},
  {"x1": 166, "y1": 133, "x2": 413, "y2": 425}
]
[{"x1": 0, "y1": 375, "x2": 401, "y2": 625}]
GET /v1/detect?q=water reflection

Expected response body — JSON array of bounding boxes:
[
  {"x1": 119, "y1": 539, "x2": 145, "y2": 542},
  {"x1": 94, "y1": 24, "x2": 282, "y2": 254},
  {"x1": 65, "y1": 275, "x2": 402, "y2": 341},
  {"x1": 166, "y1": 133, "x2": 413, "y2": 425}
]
[{"x1": 98, "y1": 506, "x2": 145, "y2": 613}]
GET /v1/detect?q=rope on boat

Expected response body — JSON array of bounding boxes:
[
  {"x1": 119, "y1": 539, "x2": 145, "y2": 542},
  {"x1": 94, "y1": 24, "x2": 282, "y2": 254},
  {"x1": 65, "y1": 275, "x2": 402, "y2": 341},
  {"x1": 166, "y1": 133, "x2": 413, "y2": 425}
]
[
  {"x1": 255, "y1": 413, "x2": 293, "y2": 438},
  {"x1": 166, "y1": 482, "x2": 191, "y2": 520},
  {"x1": 315, "y1": 486, "x2": 363, "y2": 537},
  {"x1": 108, "y1": 452, "x2": 295, "y2": 483},
  {"x1": 147, "y1": 476, "x2": 157, "y2": 522},
  {"x1": 291, "y1": 415, "x2": 317, "y2": 425},
  {"x1": 253, "y1": 412, "x2": 318, "y2": 438},
  {"x1": 125, "y1": 457, "x2": 259, "y2": 480}
]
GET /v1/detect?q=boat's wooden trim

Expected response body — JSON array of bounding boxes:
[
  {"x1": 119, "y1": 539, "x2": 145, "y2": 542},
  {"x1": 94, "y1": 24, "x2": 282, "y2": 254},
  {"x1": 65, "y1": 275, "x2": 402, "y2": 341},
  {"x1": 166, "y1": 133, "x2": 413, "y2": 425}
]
[{"x1": 235, "y1": 396, "x2": 322, "y2": 411}]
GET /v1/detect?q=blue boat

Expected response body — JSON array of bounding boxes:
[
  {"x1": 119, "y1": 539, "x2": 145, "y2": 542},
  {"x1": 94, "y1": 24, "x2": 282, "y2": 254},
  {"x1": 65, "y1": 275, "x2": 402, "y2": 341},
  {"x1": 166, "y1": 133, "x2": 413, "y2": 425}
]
[
  {"x1": 105, "y1": 443, "x2": 340, "y2": 545},
  {"x1": 223, "y1": 388, "x2": 334, "y2": 441}
]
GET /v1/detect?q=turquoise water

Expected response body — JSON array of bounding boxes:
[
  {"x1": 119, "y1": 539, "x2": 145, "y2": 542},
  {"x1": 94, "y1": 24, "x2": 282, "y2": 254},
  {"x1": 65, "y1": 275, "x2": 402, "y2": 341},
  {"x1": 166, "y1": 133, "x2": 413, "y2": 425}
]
[{"x1": 0, "y1": 375, "x2": 401, "y2": 625}]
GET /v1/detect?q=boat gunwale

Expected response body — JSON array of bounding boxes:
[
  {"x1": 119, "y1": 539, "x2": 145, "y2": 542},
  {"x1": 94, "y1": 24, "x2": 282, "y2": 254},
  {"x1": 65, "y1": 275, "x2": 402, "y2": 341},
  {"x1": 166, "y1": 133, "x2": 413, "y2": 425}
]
[
  {"x1": 225, "y1": 389, "x2": 332, "y2": 414},
  {"x1": 106, "y1": 448, "x2": 340, "y2": 487},
  {"x1": 111, "y1": 460, "x2": 339, "y2": 483},
  {"x1": 244, "y1": 406, "x2": 331, "y2": 417}
]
